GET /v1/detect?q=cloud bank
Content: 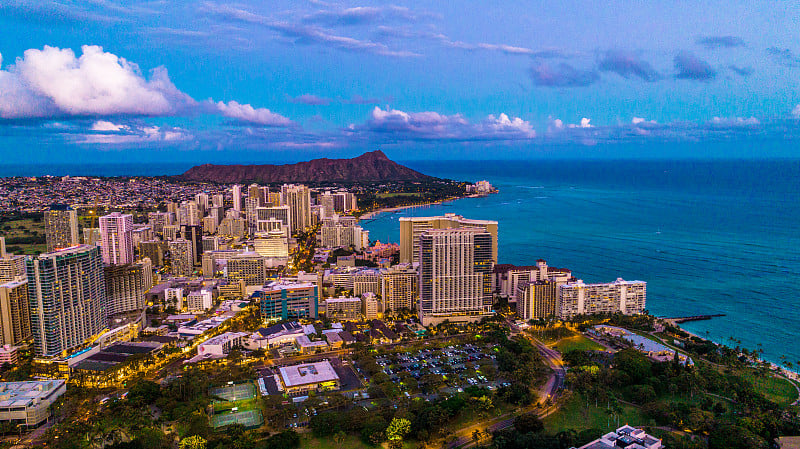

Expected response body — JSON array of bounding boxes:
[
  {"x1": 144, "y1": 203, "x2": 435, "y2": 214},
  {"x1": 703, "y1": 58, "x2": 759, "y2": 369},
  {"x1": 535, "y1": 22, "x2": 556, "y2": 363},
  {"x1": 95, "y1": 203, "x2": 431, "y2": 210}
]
[
  {"x1": 353, "y1": 107, "x2": 535, "y2": 141},
  {"x1": 0, "y1": 45, "x2": 193, "y2": 119}
]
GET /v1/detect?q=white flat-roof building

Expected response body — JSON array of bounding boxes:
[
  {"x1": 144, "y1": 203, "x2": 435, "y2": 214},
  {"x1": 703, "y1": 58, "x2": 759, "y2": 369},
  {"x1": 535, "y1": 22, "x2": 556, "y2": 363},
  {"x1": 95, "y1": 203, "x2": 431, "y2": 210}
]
[
  {"x1": 574, "y1": 425, "x2": 661, "y2": 449},
  {"x1": 197, "y1": 332, "x2": 248, "y2": 357},
  {"x1": 278, "y1": 361, "x2": 340, "y2": 396},
  {"x1": 0, "y1": 380, "x2": 67, "y2": 426},
  {"x1": 559, "y1": 278, "x2": 646, "y2": 318}
]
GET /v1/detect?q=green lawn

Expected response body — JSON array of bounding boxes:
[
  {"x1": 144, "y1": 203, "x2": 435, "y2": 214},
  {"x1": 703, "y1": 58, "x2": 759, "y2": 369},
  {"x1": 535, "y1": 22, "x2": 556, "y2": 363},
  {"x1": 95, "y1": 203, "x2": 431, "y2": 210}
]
[
  {"x1": 376, "y1": 192, "x2": 421, "y2": 198},
  {"x1": 551, "y1": 335, "x2": 605, "y2": 354},
  {"x1": 750, "y1": 374, "x2": 799, "y2": 407},
  {"x1": 543, "y1": 393, "x2": 650, "y2": 434},
  {"x1": 0, "y1": 218, "x2": 46, "y2": 254}
]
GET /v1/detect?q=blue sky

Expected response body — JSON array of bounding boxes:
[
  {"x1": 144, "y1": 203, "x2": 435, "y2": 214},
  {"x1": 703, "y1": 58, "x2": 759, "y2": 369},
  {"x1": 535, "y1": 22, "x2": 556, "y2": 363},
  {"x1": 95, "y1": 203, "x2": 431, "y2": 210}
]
[{"x1": 1, "y1": 0, "x2": 799, "y2": 163}]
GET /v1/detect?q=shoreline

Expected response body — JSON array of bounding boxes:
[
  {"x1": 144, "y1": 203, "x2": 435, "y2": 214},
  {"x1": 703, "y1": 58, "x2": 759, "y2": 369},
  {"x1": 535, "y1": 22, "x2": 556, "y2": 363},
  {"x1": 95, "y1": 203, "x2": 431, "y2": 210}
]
[
  {"x1": 358, "y1": 195, "x2": 478, "y2": 220},
  {"x1": 670, "y1": 321, "x2": 800, "y2": 382}
]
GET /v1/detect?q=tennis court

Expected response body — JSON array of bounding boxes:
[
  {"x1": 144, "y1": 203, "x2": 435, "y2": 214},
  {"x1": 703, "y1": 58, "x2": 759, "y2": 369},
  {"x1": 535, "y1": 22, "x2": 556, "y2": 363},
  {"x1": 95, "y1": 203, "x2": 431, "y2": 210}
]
[
  {"x1": 208, "y1": 382, "x2": 263, "y2": 429},
  {"x1": 210, "y1": 408, "x2": 263, "y2": 429},
  {"x1": 209, "y1": 382, "x2": 256, "y2": 402}
]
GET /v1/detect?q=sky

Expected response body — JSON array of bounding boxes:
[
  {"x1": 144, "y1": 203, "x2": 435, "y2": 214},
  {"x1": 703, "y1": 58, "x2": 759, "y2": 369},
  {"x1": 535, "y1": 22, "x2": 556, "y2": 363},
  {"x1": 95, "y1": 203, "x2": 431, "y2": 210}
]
[{"x1": 0, "y1": 0, "x2": 799, "y2": 164}]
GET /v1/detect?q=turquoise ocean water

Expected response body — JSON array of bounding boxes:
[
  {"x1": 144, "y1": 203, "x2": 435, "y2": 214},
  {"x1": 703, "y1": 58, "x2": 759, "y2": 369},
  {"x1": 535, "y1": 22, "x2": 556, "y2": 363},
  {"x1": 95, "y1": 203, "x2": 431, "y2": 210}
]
[{"x1": 362, "y1": 160, "x2": 800, "y2": 367}]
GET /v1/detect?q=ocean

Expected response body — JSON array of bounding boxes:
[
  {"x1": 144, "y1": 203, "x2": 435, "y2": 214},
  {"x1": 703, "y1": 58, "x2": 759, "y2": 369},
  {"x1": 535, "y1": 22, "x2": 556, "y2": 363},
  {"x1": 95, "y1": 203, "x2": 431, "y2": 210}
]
[
  {"x1": 362, "y1": 159, "x2": 800, "y2": 367},
  {"x1": 5, "y1": 159, "x2": 799, "y2": 367}
]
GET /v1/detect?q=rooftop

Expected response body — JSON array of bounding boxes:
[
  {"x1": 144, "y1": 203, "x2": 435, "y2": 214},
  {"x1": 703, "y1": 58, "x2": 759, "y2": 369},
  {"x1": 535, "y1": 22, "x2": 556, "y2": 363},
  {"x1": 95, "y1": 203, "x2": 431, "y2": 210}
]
[
  {"x1": 279, "y1": 361, "x2": 339, "y2": 388},
  {"x1": 0, "y1": 380, "x2": 66, "y2": 408}
]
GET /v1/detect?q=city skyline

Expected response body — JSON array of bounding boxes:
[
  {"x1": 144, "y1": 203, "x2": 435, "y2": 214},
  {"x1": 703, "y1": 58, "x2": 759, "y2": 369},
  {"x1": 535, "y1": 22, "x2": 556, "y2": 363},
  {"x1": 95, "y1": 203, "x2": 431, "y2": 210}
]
[{"x1": 1, "y1": 1, "x2": 799, "y2": 163}]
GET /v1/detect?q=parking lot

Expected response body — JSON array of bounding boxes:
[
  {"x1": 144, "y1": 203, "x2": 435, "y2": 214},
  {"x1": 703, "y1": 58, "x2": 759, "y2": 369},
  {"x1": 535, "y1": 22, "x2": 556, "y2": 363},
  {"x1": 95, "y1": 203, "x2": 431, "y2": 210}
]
[{"x1": 370, "y1": 343, "x2": 503, "y2": 393}]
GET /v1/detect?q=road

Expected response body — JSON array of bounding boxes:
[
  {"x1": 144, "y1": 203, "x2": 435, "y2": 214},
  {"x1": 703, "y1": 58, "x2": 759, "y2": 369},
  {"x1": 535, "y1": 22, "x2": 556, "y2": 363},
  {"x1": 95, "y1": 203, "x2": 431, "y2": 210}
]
[{"x1": 444, "y1": 330, "x2": 567, "y2": 449}]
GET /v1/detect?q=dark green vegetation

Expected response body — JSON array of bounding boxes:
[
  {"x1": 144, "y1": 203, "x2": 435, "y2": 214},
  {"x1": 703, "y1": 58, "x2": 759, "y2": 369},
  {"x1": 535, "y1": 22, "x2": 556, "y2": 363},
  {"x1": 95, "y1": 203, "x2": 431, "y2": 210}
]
[
  {"x1": 494, "y1": 312, "x2": 800, "y2": 449},
  {"x1": 307, "y1": 329, "x2": 549, "y2": 447},
  {"x1": 356, "y1": 180, "x2": 466, "y2": 217},
  {"x1": 0, "y1": 216, "x2": 46, "y2": 254}
]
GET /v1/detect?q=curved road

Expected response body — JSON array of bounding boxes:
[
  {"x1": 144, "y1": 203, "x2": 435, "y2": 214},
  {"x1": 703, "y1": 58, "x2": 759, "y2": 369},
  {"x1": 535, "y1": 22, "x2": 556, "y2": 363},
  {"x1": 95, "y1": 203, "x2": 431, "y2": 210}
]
[{"x1": 445, "y1": 331, "x2": 567, "y2": 449}]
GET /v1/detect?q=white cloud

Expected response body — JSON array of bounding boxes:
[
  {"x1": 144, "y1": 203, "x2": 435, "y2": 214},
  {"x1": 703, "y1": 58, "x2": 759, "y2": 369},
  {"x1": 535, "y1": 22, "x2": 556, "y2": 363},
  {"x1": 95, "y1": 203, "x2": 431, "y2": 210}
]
[
  {"x1": 90, "y1": 120, "x2": 128, "y2": 132},
  {"x1": 710, "y1": 116, "x2": 760, "y2": 126},
  {"x1": 0, "y1": 45, "x2": 193, "y2": 119},
  {"x1": 792, "y1": 105, "x2": 800, "y2": 118},
  {"x1": 632, "y1": 117, "x2": 657, "y2": 125},
  {"x1": 359, "y1": 107, "x2": 534, "y2": 140},
  {"x1": 79, "y1": 124, "x2": 191, "y2": 144},
  {"x1": 565, "y1": 118, "x2": 594, "y2": 128},
  {"x1": 216, "y1": 100, "x2": 293, "y2": 126},
  {"x1": 481, "y1": 113, "x2": 535, "y2": 137}
]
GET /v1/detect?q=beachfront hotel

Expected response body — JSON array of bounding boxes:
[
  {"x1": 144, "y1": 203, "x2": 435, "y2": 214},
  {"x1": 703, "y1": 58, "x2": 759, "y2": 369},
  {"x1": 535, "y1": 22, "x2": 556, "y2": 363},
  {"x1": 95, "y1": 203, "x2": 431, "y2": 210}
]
[
  {"x1": 418, "y1": 228, "x2": 494, "y2": 326},
  {"x1": 399, "y1": 213, "x2": 498, "y2": 265},
  {"x1": 558, "y1": 278, "x2": 646, "y2": 318}
]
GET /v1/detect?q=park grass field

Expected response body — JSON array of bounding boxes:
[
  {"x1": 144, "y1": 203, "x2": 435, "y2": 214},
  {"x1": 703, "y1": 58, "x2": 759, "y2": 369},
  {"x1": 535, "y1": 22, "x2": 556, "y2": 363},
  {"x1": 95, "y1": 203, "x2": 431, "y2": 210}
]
[
  {"x1": 551, "y1": 335, "x2": 605, "y2": 354},
  {"x1": 0, "y1": 218, "x2": 47, "y2": 255},
  {"x1": 376, "y1": 192, "x2": 421, "y2": 198},
  {"x1": 749, "y1": 373, "x2": 799, "y2": 407},
  {"x1": 543, "y1": 392, "x2": 649, "y2": 434}
]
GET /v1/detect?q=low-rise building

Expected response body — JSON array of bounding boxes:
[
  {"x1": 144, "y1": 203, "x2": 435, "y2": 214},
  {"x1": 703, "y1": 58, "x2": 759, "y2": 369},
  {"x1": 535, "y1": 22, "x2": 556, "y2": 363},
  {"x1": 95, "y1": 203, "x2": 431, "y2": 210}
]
[
  {"x1": 573, "y1": 425, "x2": 661, "y2": 449},
  {"x1": 277, "y1": 361, "x2": 340, "y2": 396},
  {"x1": 0, "y1": 345, "x2": 20, "y2": 366},
  {"x1": 196, "y1": 332, "x2": 248, "y2": 358},
  {"x1": 0, "y1": 380, "x2": 67, "y2": 426}
]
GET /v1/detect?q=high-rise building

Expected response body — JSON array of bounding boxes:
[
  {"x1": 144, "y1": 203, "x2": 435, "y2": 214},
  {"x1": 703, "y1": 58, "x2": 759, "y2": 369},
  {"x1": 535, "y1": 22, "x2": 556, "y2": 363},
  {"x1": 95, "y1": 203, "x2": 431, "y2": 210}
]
[
  {"x1": 380, "y1": 265, "x2": 417, "y2": 312},
  {"x1": 147, "y1": 212, "x2": 173, "y2": 237},
  {"x1": 319, "y1": 225, "x2": 369, "y2": 250},
  {"x1": 399, "y1": 214, "x2": 498, "y2": 265},
  {"x1": 181, "y1": 225, "x2": 203, "y2": 264},
  {"x1": 253, "y1": 230, "x2": 289, "y2": 259},
  {"x1": 319, "y1": 193, "x2": 335, "y2": 219},
  {"x1": 83, "y1": 227, "x2": 101, "y2": 246},
  {"x1": 232, "y1": 185, "x2": 243, "y2": 212},
  {"x1": 26, "y1": 245, "x2": 107, "y2": 357},
  {"x1": 99, "y1": 212, "x2": 134, "y2": 265},
  {"x1": 138, "y1": 240, "x2": 165, "y2": 266},
  {"x1": 248, "y1": 184, "x2": 262, "y2": 206},
  {"x1": 44, "y1": 205, "x2": 79, "y2": 252},
  {"x1": 257, "y1": 206, "x2": 291, "y2": 233},
  {"x1": 131, "y1": 225, "x2": 154, "y2": 250},
  {"x1": 558, "y1": 278, "x2": 647, "y2": 318},
  {"x1": 226, "y1": 253, "x2": 268, "y2": 286},
  {"x1": 0, "y1": 243, "x2": 26, "y2": 283},
  {"x1": 104, "y1": 263, "x2": 147, "y2": 317},
  {"x1": 257, "y1": 281, "x2": 318, "y2": 320},
  {"x1": 168, "y1": 239, "x2": 193, "y2": 276},
  {"x1": 281, "y1": 184, "x2": 311, "y2": 234},
  {"x1": 361, "y1": 293, "x2": 381, "y2": 320},
  {"x1": 353, "y1": 270, "x2": 381, "y2": 297},
  {"x1": 217, "y1": 218, "x2": 247, "y2": 239},
  {"x1": 418, "y1": 228, "x2": 493, "y2": 326},
  {"x1": 0, "y1": 280, "x2": 32, "y2": 346},
  {"x1": 178, "y1": 201, "x2": 200, "y2": 226},
  {"x1": 325, "y1": 297, "x2": 361, "y2": 321},
  {"x1": 493, "y1": 260, "x2": 572, "y2": 299},
  {"x1": 516, "y1": 280, "x2": 557, "y2": 320},
  {"x1": 212, "y1": 194, "x2": 224, "y2": 208},
  {"x1": 195, "y1": 193, "x2": 209, "y2": 215}
]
